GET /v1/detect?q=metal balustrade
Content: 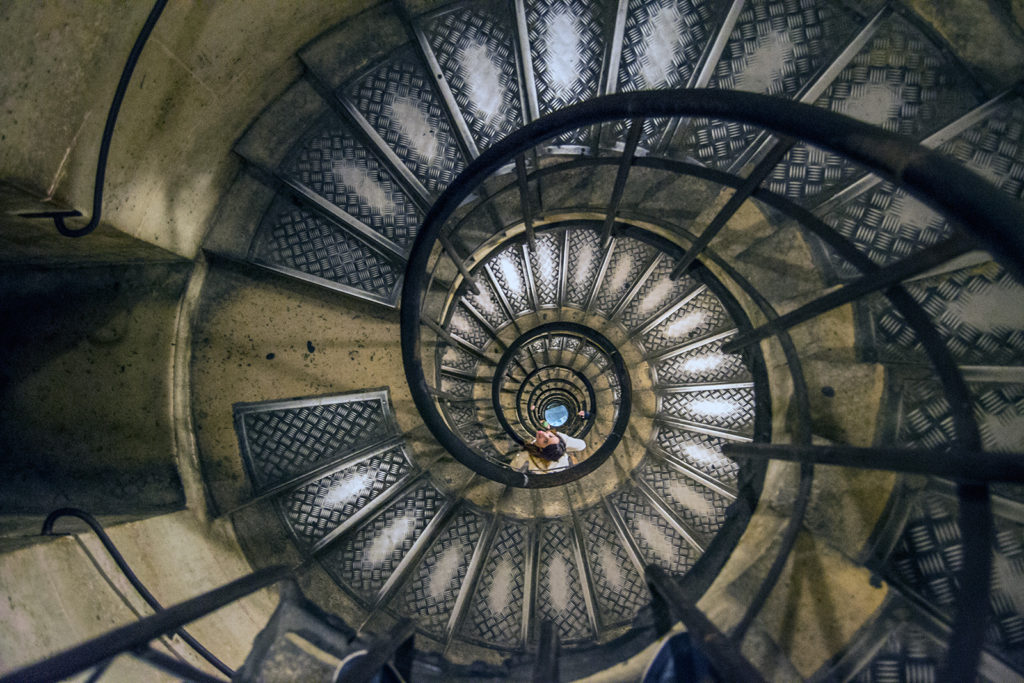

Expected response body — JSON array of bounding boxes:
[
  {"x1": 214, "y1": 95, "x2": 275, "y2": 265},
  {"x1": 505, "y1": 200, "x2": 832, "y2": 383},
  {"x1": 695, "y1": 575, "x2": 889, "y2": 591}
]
[{"x1": 400, "y1": 90, "x2": 1024, "y2": 681}]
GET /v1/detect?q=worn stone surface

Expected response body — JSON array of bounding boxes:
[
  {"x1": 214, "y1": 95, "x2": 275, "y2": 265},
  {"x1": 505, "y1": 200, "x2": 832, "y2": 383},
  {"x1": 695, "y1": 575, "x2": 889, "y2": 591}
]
[
  {"x1": 189, "y1": 260, "x2": 418, "y2": 513},
  {"x1": 0, "y1": 262, "x2": 190, "y2": 520},
  {"x1": 903, "y1": 0, "x2": 1024, "y2": 92}
]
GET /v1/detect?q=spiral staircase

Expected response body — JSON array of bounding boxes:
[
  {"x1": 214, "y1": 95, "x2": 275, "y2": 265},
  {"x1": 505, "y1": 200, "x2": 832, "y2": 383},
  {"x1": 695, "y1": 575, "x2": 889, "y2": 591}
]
[
  {"x1": 179, "y1": 1, "x2": 1024, "y2": 679},
  {"x1": 5, "y1": 0, "x2": 1023, "y2": 681}
]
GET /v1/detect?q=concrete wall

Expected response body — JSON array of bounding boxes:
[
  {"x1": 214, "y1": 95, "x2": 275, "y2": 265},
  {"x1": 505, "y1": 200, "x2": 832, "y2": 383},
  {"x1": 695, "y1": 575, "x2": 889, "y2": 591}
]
[{"x1": 0, "y1": 0, "x2": 384, "y2": 259}]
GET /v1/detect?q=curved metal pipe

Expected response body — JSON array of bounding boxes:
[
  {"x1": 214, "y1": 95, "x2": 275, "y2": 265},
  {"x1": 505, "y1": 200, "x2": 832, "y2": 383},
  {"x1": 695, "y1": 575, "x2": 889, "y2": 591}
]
[
  {"x1": 41, "y1": 508, "x2": 234, "y2": 678},
  {"x1": 46, "y1": 0, "x2": 169, "y2": 237}
]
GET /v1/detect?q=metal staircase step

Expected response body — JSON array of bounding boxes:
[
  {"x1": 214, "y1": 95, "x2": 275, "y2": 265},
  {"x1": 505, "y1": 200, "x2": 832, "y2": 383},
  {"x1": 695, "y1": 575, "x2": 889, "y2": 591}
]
[
  {"x1": 763, "y1": 11, "x2": 981, "y2": 204},
  {"x1": 417, "y1": 3, "x2": 526, "y2": 154}
]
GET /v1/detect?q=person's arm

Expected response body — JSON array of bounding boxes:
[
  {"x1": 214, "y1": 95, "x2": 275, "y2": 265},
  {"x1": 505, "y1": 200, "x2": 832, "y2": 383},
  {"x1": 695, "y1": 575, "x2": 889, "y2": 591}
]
[{"x1": 556, "y1": 431, "x2": 587, "y2": 451}]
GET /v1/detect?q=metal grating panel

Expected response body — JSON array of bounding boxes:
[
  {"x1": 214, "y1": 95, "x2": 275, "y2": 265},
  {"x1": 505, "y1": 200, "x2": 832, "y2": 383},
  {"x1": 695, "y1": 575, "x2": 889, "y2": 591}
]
[
  {"x1": 347, "y1": 54, "x2": 466, "y2": 194},
  {"x1": 819, "y1": 181, "x2": 953, "y2": 280},
  {"x1": 655, "y1": 426, "x2": 739, "y2": 488},
  {"x1": 449, "y1": 303, "x2": 493, "y2": 352},
  {"x1": 537, "y1": 519, "x2": 593, "y2": 642},
  {"x1": 320, "y1": 484, "x2": 444, "y2": 602},
  {"x1": 822, "y1": 100, "x2": 1024, "y2": 280},
  {"x1": 528, "y1": 231, "x2": 564, "y2": 308},
  {"x1": 526, "y1": 0, "x2": 606, "y2": 146},
  {"x1": 941, "y1": 97, "x2": 1024, "y2": 202},
  {"x1": 849, "y1": 622, "x2": 945, "y2": 683},
  {"x1": 895, "y1": 378, "x2": 1024, "y2": 457},
  {"x1": 461, "y1": 520, "x2": 527, "y2": 649},
  {"x1": 593, "y1": 238, "x2": 657, "y2": 315},
  {"x1": 440, "y1": 343, "x2": 481, "y2": 374},
  {"x1": 579, "y1": 506, "x2": 649, "y2": 625},
  {"x1": 654, "y1": 333, "x2": 750, "y2": 384},
  {"x1": 283, "y1": 114, "x2": 421, "y2": 249},
  {"x1": 462, "y1": 277, "x2": 511, "y2": 331},
  {"x1": 660, "y1": 386, "x2": 756, "y2": 434},
  {"x1": 253, "y1": 203, "x2": 399, "y2": 301},
  {"x1": 640, "y1": 289, "x2": 733, "y2": 355},
  {"x1": 765, "y1": 13, "x2": 978, "y2": 202},
  {"x1": 238, "y1": 395, "x2": 392, "y2": 490},
  {"x1": 279, "y1": 445, "x2": 410, "y2": 548},
  {"x1": 439, "y1": 375, "x2": 474, "y2": 398},
  {"x1": 395, "y1": 507, "x2": 483, "y2": 637},
  {"x1": 640, "y1": 458, "x2": 729, "y2": 542},
  {"x1": 614, "y1": 0, "x2": 717, "y2": 145},
  {"x1": 614, "y1": 487, "x2": 696, "y2": 576},
  {"x1": 618, "y1": 261, "x2": 699, "y2": 332},
  {"x1": 887, "y1": 491, "x2": 1024, "y2": 669},
  {"x1": 564, "y1": 228, "x2": 604, "y2": 310},
  {"x1": 443, "y1": 401, "x2": 476, "y2": 431},
  {"x1": 424, "y1": 6, "x2": 524, "y2": 151},
  {"x1": 490, "y1": 245, "x2": 533, "y2": 316},
  {"x1": 683, "y1": 0, "x2": 859, "y2": 169},
  {"x1": 867, "y1": 265, "x2": 1024, "y2": 366}
]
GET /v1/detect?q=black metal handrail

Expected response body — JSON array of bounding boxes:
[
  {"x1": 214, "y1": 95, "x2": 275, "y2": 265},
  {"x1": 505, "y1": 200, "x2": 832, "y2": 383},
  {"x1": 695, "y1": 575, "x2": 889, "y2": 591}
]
[
  {"x1": 40, "y1": 508, "x2": 234, "y2": 678},
  {"x1": 24, "y1": 0, "x2": 168, "y2": 238},
  {"x1": 0, "y1": 565, "x2": 290, "y2": 683},
  {"x1": 399, "y1": 90, "x2": 1024, "y2": 680}
]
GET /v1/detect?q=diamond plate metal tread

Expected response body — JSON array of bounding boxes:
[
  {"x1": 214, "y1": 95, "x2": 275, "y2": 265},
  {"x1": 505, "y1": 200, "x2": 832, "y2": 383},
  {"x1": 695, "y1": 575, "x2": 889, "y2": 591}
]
[
  {"x1": 893, "y1": 379, "x2": 1024, "y2": 502},
  {"x1": 613, "y1": 0, "x2": 718, "y2": 146},
  {"x1": 654, "y1": 425, "x2": 739, "y2": 488},
  {"x1": 448, "y1": 303, "x2": 493, "y2": 352},
  {"x1": 320, "y1": 483, "x2": 445, "y2": 603},
  {"x1": 536, "y1": 518, "x2": 594, "y2": 643},
  {"x1": 393, "y1": 506, "x2": 484, "y2": 637},
  {"x1": 528, "y1": 231, "x2": 564, "y2": 308},
  {"x1": 460, "y1": 276, "x2": 512, "y2": 332},
  {"x1": 653, "y1": 333, "x2": 750, "y2": 385},
  {"x1": 579, "y1": 505, "x2": 651, "y2": 626},
  {"x1": 639, "y1": 457, "x2": 729, "y2": 543},
  {"x1": 765, "y1": 12, "x2": 979, "y2": 203},
  {"x1": 439, "y1": 374, "x2": 474, "y2": 398},
  {"x1": 847, "y1": 621, "x2": 947, "y2": 683},
  {"x1": 592, "y1": 238, "x2": 657, "y2": 316},
  {"x1": 640, "y1": 288, "x2": 734, "y2": 355},
  {"x1": 526, "y1": 0, "x2": 606, "y2": 146},
  {"x1": 460, "y1": 519, "x2": 527, "y2": 649},
  {"x1": 278, "y1": 445, "x2": 411, "y2": 549},
  {"x1": 439, "y1": 342, "x2": 482, "y2": 375},
  {"x1": 564, "y1": 228, "x2": 605, "y2": 310},
  {"x1": 618, "y1": 260, "x2": 700, "y2": 333},
  {"x1": 820, "y1": 98, "x2": 1024, "y2": 280},
  {"x1": 345, "y1": 50, "x2": 466, "y2": 195},
  {"x1": 659, "y1": 386, "x2": 756, "y2": 434},
  {"x1": 613, "y1": 487, "x2": 697, "y2": 576},
  {"x1": 866, "y1": 265, "x2": 1024, "y2": 366},
  {"x1": 422, "y1": 6, "x2": 524, "y2": 152},
  {"x1": 252, "y1": 200, "x2": 400, "y2": 305},
  {"x1": 236, "y1": 393, "x2": 394, "y2": 490},
  {"x1": 488, "y1": 244, "x2": 533, "y2": 316},
  {"x1": 680, "y1": 0, "x2": 861, "y2": 169},
  {"x1": 940, "y1": 97, "x2": 1024, "y2": 202},
  {"x1": 887, "y1": 490, "x2": 1024, "y2": 669},
  {"x1": 282, "y1": 112, "x2": 421, "y2": 250}
]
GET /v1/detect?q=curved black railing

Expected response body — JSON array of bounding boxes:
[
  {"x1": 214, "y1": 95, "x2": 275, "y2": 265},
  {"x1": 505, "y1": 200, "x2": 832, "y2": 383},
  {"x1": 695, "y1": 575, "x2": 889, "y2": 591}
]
[
  {"x1": 24, "y1": 0, "x2": 168, "y2": 238},
  {"x1": 40, "y1": 508, "x2": 234, "y2": 679},
  {"x1": 399, "y1": 90, "x2": 1024, "y2": 680}
]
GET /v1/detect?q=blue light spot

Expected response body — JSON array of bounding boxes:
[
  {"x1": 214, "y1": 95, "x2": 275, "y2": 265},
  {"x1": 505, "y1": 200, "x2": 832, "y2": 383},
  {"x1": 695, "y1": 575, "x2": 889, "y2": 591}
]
[{"x1": 545, "y1": 404, "x2": 569, "y2": 427}]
